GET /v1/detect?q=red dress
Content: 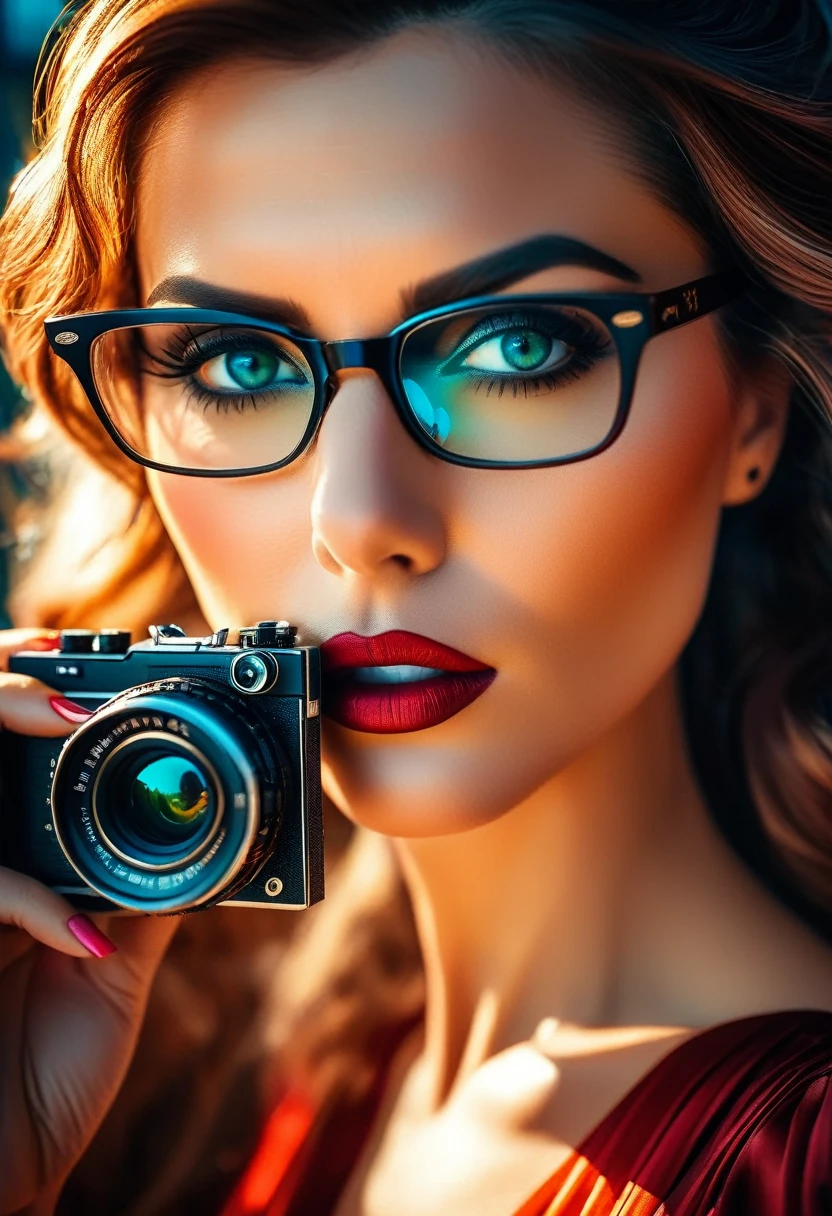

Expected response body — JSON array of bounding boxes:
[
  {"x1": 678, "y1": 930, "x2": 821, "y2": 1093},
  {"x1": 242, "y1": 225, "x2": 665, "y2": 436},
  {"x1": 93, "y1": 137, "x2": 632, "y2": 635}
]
[{"x1": 221, "y1": 1009, "x2": 832, "y2": 1215}]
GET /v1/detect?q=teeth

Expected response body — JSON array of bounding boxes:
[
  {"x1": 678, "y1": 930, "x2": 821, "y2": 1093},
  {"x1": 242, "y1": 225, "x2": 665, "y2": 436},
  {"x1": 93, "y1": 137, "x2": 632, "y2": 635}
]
[{"x1": 351, "y1": 664, "x2": 446, "y2": 684}]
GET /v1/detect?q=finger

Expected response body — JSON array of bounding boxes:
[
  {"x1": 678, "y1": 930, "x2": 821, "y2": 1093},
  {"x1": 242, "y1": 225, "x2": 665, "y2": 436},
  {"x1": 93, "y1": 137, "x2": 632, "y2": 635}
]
[
  {"x1": 97, "y1": 912, "x2": 182, "y2": 972},
  {"x1": 0, "y1": 866, "x2": 116, "y2": 960},
  {"x1": 0, "y1": 671, "x2": 90, "y2": 737},
  {"x1": 0, "y1": 628, "x2": 61, "y2": 671},
  {"x1": 0, "y1": 924, "x2": 36, "y2": 973}
]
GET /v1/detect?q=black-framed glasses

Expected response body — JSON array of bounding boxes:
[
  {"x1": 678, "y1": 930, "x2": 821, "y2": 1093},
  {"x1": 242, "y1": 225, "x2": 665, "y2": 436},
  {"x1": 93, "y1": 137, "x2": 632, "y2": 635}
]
[{"x1": 44, "y1": 271, "x2": 744, "y2": 477}]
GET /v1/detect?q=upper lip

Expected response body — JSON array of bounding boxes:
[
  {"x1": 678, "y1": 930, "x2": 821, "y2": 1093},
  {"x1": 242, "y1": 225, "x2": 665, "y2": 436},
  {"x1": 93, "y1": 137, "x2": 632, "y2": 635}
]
[{"x1": 320, "y1": 630, "x2": 493, "y2": 674}]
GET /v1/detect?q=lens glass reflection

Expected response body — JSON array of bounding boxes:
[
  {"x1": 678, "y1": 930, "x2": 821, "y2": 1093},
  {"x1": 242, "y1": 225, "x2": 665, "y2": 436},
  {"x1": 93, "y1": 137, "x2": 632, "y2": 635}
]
[
  {"x1": 129, "y1": 756, "x2": 213, "y2": 845},
  {"x1": 91, "y1": 323, "x2": 317, "y2": 471},
  {"x1": 95, "y1": 742, "x2": 218, "y2": 866},
  {"x1": 400, "y1": 303, "x2": 621, "y2": 461}
]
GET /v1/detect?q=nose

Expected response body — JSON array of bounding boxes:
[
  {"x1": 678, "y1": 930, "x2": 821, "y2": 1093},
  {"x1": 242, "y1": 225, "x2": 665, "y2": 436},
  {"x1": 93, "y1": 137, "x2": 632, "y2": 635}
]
[{"x1": 310, "y1": 370, "x2": 447, "y2": 579}]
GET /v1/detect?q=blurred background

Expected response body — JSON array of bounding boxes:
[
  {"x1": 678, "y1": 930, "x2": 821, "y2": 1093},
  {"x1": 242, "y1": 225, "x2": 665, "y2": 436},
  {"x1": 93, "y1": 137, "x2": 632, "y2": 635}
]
[{"x1": 0, "y1": 0, "x2": 69, "y2": 628}]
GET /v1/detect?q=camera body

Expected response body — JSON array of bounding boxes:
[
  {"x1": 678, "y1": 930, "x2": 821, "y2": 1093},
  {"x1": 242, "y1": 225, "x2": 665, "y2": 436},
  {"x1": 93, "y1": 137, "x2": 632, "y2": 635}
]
[{"x1": 0, "y1": 622, "x2": 323, "y2": 914}]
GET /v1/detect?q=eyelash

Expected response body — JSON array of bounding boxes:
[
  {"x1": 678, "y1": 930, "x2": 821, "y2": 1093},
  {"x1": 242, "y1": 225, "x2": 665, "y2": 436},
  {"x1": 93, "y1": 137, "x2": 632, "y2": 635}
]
[
  {"x1": 466, "y1": 364, "x2": 595, "y2": 399},
  {"x1": 140, "y1": 326, "x2": 308, "y2": 413},
  {"x1": 440, "y1": 309, "x2": 612, "y2": 397}
]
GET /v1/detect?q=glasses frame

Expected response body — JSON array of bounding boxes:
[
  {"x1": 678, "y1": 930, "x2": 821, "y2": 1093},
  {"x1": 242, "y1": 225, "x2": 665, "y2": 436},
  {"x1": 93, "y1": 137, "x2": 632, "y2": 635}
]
[{"x1": 44, "y1": 269, "x2": 745, "y2": 478}]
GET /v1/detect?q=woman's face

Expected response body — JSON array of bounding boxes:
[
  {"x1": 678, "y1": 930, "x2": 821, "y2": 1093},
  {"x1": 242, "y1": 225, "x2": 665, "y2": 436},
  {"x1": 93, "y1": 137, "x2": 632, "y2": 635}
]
[{"x1": 135, "y1": 30, "x2": 757, "y2": 836}]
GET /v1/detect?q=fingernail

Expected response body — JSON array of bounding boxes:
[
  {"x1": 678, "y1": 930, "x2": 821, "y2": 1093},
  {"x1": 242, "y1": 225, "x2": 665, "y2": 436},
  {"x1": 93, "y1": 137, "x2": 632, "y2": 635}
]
[
  {"x1": 67, "y1": 914, "x2": 117, "y2": 959},
  {"x1": 26, "y1": 634, "x2": 62, "y2": 651},
  {"x1": 49, "y1": 696, "x2": 93, "y2": 723}
]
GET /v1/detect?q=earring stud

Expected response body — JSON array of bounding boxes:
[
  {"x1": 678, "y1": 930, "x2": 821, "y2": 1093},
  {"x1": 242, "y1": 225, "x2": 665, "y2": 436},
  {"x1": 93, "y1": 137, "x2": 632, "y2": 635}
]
[{"x1": 747, "y1": 466, "x2": 761, "y2": 482}]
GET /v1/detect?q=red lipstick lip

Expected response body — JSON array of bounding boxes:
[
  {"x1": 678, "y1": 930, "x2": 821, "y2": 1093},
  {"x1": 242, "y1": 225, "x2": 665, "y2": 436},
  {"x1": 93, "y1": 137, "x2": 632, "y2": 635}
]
[
  {"x1": 320, "y1": 631, "x2": 496, "y2": 734},
  {"x1": 320, "y1": 630, "x2": 492, "y2": 673}
]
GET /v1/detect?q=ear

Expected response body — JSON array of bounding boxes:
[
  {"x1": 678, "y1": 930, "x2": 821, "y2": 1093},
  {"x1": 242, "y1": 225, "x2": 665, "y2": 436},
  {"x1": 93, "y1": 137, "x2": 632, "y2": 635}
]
[{"x1": 721, "y1": 354, "x2": 793, "y2": 506}]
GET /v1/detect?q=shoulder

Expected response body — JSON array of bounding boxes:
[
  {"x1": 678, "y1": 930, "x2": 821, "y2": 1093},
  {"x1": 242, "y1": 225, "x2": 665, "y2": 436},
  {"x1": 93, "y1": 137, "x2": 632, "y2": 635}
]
[{"x1": 709, "y1": 1016, "x2": 832, "y2": 1215}]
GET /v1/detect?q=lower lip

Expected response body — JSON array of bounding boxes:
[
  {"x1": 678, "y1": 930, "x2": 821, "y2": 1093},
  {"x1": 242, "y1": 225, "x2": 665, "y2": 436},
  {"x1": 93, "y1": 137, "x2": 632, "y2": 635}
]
[{"x1": 323, "y1": 670, "x2": 497, "y2": 734}]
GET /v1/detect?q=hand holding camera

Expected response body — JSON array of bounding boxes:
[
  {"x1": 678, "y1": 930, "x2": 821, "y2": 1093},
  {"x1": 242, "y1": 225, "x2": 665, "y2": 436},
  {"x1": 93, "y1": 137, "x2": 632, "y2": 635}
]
[
  {"x1": 0, "y1": 621, "x2": 324, "y2": 1213},
  {"x1": 0, "y1": 630, "x2": 175, "y2": 1213}
]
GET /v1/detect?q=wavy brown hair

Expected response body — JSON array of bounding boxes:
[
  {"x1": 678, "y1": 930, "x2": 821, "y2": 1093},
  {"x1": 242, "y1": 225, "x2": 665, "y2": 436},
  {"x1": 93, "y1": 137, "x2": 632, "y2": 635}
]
[{"x1": 2, "y1": 1, "x2": 832, "y2": 1211}]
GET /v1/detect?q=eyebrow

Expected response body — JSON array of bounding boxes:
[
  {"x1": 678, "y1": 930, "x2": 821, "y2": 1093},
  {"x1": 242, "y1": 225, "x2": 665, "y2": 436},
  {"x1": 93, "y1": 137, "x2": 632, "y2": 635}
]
[
  {"x1": 145, "y1": 279, "x2": 314, "y2": 330},
  {"x1": 401, "y1": 234, "x2": 640, "y2": 315},
  {"x1": 146, "y1": 234, "x2": 641, "y2": 332}
]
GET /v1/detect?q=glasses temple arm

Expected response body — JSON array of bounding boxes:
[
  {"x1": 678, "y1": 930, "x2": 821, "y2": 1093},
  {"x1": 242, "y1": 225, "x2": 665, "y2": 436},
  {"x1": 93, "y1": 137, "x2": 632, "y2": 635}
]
[{"x1": 651, "y1": 270, "x2": 747, "y2": 334}]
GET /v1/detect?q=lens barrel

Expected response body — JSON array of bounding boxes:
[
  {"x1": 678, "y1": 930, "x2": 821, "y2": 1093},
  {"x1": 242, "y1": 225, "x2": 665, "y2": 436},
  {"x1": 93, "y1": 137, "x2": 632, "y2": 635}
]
[{"x1": 50, "y1": 678, "x2": 284, "y2": 912}]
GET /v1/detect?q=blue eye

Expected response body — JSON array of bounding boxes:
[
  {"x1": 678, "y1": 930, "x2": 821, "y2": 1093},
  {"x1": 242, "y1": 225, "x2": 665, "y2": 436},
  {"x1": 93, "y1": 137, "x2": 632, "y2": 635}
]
[
  {"x1": 462, "y1": 328, "x2": 569, "y2": 376},
  {"x1": 198, "y1": 347, "x2": 306, "y2": 393}
]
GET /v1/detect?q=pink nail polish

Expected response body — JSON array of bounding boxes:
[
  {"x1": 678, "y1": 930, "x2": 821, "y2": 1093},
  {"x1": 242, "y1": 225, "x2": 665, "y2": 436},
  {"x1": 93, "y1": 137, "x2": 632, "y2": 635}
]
[
  {"x1": 50, "y1": 696, "x2": 93, "y2": 723},
  {"x1": 67, "y1": 914, "x2": 117, "y2": 958}
]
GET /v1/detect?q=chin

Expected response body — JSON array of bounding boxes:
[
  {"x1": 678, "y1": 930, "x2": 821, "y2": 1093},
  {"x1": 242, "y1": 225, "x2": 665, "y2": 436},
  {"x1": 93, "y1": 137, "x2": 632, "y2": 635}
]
[{"x1": 320, "y1": 726, "x2": 555, "y2": 838}]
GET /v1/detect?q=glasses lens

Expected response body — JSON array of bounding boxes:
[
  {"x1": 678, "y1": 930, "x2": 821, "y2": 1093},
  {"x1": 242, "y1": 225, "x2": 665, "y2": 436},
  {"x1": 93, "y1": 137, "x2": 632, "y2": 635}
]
[
  {"x1": 400, "y1": 303, "x2": 621, "y2": 463},
  {"x1": 91, "y1": 322, "x2": 317, "y2": 471}
]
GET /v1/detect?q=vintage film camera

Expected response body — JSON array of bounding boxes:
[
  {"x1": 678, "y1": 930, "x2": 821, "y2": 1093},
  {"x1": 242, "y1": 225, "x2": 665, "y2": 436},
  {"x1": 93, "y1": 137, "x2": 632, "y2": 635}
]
[{"x1": 0, "y1": 621, "x2": 323, "y2": 914}]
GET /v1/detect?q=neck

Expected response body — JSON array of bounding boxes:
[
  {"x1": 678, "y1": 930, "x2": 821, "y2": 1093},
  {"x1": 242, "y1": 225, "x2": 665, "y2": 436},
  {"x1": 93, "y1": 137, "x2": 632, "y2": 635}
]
[{"x1": 391, "y1": 667, "x2": 746, "y2": 1108}]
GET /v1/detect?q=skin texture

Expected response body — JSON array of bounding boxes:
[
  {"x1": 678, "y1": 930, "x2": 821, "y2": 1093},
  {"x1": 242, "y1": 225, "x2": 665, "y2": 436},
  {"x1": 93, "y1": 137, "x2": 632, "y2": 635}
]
[{"x1": 6, "y1": 26, "x2": 825, "y2": 1216}]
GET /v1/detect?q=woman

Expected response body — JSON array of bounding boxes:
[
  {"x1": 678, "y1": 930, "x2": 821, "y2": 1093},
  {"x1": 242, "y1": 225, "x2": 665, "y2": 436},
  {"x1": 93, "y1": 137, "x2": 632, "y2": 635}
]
[{"x1": 1, "y1": 1, "x2": 831, "y2": 1213}]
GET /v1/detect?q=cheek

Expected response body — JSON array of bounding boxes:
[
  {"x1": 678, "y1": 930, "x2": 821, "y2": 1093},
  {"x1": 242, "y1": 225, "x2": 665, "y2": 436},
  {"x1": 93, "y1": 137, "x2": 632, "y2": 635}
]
[
  {"x1": 467, "y1": 324, "x2": 734, "y2": 727},
  {"x1": 569, "y1": 326, "x2": 732, "y2": 636},
  {"x1": 146, "y1": 467, "x2": 314, "y2": 626}
]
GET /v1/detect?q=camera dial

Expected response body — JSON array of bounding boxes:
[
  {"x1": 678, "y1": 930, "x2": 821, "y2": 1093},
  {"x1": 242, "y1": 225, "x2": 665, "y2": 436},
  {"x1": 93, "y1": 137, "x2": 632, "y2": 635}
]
[
  {"x1": 239, "y1": 621, "x2": 297, "y2": 648},
  {"x1": 59, "y1": 629, "x2": 132, "y2": 655}
]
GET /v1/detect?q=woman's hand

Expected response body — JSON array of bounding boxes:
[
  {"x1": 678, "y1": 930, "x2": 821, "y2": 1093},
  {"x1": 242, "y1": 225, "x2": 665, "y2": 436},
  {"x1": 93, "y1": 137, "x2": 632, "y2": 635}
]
[{"x1": 0, "y1": 630, "x2": 180, "y2": 1215}]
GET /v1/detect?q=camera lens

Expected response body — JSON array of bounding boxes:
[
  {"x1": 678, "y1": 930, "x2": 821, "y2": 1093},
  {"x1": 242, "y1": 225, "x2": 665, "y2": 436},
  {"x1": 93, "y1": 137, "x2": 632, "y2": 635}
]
[
  {"x1": 131, "y1": 756, "x2": 211, "y2": 839},
  {"x1": 230, "y1": 651, "x2": 277, "y2": 694},
  {"x1": 51, "y1": 677, "x2": 285, "y2": 912},
  {"x1": 93, "y1": 741, "x2": 219, "y2": 868}
]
